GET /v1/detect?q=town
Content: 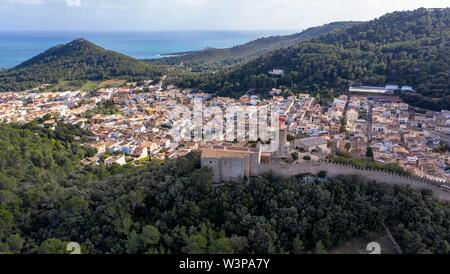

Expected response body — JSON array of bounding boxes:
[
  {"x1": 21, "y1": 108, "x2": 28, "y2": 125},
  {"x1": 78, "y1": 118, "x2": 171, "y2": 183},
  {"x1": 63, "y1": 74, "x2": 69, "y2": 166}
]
[{"x1": 0, "y1": 80, "x2": 449, "y2": 184}]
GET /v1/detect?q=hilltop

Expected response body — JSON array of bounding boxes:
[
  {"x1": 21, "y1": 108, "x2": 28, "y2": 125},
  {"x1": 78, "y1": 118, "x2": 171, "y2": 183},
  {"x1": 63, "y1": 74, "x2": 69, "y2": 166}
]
[
  {"x1": 151, "y1": 21, "x2": 360, "y2": 71},
  {"x1": 0, "y1": 38, "x2": 166, "y2": 92},
  {"x1": 1, "y1": 135, "x2": 449, "y2": 254},
  {"x1": 175, "y1": 8, "x2": 450, "y2": 110}
]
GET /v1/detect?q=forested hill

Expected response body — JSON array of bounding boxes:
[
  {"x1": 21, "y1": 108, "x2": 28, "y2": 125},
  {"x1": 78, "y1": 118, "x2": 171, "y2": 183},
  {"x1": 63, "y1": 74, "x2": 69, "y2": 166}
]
[
  {"x1": 151, "y1": 21, "x2": 359, "y2": 71},
  {"x1": 1, "y1": 123, "x2": 449, "y2": 254},
  {"x1": 0, "y1": 39, "x2": 167, "y2": 92},
  {"x1": 175, "y1": 8, "x2": 450, "y2": 110}
]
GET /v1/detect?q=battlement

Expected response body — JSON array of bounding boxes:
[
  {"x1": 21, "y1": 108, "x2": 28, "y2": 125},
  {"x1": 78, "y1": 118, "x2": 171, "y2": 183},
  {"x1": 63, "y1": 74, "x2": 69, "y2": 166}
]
[
  {"x1": 260, "y1": 160, "x2": 449, "y2": 183},
  {"x1": 257, "y1": 160, "x2": 450, "y2": 202},
  {"x1": 200, "y1": 140, "x2": 450, "y2": 201}
]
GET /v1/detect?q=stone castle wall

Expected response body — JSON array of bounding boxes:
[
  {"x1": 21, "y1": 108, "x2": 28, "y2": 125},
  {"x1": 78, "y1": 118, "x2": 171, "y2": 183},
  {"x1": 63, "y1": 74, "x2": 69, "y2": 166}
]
[{"x1": 253, "y1": 161, "x2": 450, "y2": 202}]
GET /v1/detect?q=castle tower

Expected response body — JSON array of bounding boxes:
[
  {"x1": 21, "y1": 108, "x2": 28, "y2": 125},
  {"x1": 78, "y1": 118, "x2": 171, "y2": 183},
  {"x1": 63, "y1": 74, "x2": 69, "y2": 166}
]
[
  {"x1": 279, "y1": 127, "x2": 288, "y2": 147},
  {"x1": 271, "y1": 117, "x2": 290, "y2": 159}
]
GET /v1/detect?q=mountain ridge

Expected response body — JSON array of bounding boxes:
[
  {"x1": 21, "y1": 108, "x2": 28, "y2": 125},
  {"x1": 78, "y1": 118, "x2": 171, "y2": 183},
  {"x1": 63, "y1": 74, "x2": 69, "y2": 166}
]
[
  {"x1": 0, "y1": 38, "x2": 166, "y2": 92},
  {"x1": 151, "y1": 21, "x2": 360, "y2": 71},
  {"x1": 174, "y1": 8, "x2": 450, "y2": 110}
]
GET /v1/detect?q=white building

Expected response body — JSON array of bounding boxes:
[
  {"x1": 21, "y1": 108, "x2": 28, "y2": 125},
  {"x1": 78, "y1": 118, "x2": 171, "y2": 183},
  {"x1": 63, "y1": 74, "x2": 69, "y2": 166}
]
[
  {"x1": 268, "y1": 69, "x2": 285, "y2": 76},
  {"x1": 349, "y1": 86, "x2": 392, "y2": 94},
  {"x1": 105, "y1": 155, "x2": 127, "y2": 166}
]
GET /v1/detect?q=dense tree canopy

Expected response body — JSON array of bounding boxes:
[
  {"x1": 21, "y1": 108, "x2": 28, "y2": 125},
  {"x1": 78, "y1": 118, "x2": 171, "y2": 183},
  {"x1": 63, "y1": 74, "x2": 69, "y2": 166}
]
[
  {"x1": 152, "y1": 21, "x2": 359, "y2": 71},
  {"x1": 172, "y1": 8, "x2": 450, "y2": 110},
  {"x1": 1, "y1": 124, "x2": 449, "y2": 254}
]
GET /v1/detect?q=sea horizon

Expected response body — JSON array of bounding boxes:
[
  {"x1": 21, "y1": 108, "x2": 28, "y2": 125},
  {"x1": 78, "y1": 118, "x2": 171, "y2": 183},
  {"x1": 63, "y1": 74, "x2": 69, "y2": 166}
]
[{"x1": 0, "y1": 30, "x2": 295, "y2": 69}]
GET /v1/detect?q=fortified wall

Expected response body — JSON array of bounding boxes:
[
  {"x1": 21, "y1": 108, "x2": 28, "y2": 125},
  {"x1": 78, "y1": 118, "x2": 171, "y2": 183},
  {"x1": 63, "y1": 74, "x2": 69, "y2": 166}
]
[
  {"x1": 200, "y1": 126, "x2": 450, "y2": 202},
  {"x1": 201, "y1": 148, "x2": 450, "y2": 202},
  {"x1": 254, "y1": 161, "x2": 450, "y2": 202}
]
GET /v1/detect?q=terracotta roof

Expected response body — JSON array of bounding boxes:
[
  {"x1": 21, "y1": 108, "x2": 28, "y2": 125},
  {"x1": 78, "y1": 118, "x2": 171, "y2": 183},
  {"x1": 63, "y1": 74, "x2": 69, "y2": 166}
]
[{"x1": 201, "y1": 149, "x2": 252, "y2": 159}]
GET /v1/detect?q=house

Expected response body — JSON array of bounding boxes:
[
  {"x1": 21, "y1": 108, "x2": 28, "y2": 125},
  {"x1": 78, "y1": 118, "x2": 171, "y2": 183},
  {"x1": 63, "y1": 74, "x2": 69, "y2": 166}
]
[
  {"x1": 441, "y1": 110, "x2": 450, "y2": 120},
  {"x1": 328, "y1": 121, "x2": 341, "y2": 134},
  {"x1": 117, "y1": 87, "x2": 131, "y2": 94},
  {"x1": 104, "y1": 155, "x2": 127, "y2": 166},
  {"x1": 349, "y1": 86, "x2": 391, "y2": 94},
  {"x1": 121, "y1": 144, "x2": 136, "y2": 155},
  {"x1": 143, "y1": 141, "x2": 161, "y2": 154},
  {"x1": 295, "y1": 137, "x2": 328, "y2": 152},
  {"x1": 92, "y1": 143, "x2": 106, "y2": 155},
  {"x1": 346, "y1": 108, "x2": 359, "y2": 121},
  {"x1": 268, "y1": 69, "x2": 285, "y2": 76},
  {"x1": 372, "y1": 123, "x2": 388, "y2": 132},
  {"x1": 270, "y1": 88, "x2": 283, "y2": 96},
  {"x1": 43, "y1": 119, "x2": 57, "y2": 128},
  {"x1": 132, "y1": 146, "x2": 148, "y2": 160},
  {"x1": 239, "y1": 95, "x2": 250, "y2": 105},
  {"x1": 399, "y1": 115, "x2": 409, "y2": 124},
  {"x1": 249, "y1": 95, "x2": 260, "y2": 106},
  {"x1": 385, "y1": 84, "x2": 399, "y2": 91},
  {"x1": 80, "y1": 158, "x2": 96, "y2": 166},
  {"x1": 436, "y1": 126, "x2": 450, "y2": 135},
  {"x1": 401, "y1": 86, "x2": 414, "y2": 92}
]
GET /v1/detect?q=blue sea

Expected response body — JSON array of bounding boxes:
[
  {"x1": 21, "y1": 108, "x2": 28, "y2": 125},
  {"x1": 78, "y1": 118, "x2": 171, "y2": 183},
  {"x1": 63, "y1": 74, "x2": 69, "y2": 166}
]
[{"x1": 0, "y1": 31, "x2": 291, "y2": 69}]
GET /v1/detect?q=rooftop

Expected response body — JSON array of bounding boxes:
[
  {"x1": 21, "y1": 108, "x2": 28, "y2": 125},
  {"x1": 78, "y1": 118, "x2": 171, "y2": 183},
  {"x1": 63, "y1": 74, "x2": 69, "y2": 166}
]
[
  {"x1": 201, "y1": 149, "x2": 253, "y2": 159},
  {"x1": 297, "y1": 137, "x2": 328, "y2": 147}
]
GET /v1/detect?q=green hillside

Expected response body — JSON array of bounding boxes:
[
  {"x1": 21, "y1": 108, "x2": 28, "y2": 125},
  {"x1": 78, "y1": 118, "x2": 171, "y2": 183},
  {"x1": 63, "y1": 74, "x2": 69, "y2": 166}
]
[
  {"x1": 175, "y1": 8, "x2": 450, "y2": 110},
  {"x1": 0, "y1": 39, "x2": 167, "y2": 92},
  {"x1": 1, "y1": 139, "x2": 449, "y2": 254},
  {"x1": 152, "y1": 22, "x2": 359, "y2": 71}
]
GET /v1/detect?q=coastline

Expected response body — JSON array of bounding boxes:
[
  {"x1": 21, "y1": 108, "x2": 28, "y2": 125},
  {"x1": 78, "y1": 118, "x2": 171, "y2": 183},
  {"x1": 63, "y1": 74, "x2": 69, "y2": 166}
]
[{"x1": 0, "y1": 30, "x2": 288, "y2": 68}]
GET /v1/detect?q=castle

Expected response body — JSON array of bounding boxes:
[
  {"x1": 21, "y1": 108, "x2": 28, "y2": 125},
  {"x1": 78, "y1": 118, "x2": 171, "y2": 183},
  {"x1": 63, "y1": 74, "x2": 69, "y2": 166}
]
[
  {"x1": 201, "y1": 146, "x2": 263, "y2": 183},
  {"x1": 200, "y1": 128, "x2": 450, "y2": 202},
  {"x1": 200, "y1": 127, "x2": 291, "y2": 183}
]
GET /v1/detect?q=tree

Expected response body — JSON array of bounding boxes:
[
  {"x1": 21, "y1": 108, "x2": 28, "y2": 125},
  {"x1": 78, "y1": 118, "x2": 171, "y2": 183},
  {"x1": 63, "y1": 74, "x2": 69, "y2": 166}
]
[
  {"x1": 366, "y1": 147, "x2": 374, "y2": 159},
  {"x1": 293, "y1": 237, "x2": 305, "y2": 254},
  {"x1": 230, "y1": 236, "x2": 249, "y2": 254},
  {"x1": 142, "y1": 225, "x2": 161, "y2": 247},
  {"x1": 182, "y1": 234, "x2": 208, "y2": 254},
  {"x1": 0, "y1": 39, "x2": 165, "y2": 92},
  {"x1": 287, "y1": 134, "x2": 296, "y2": 142},
  {"x1": 174, "y1": 9, "x2": 450, "y2": 111},
  {"x1": 208, "y1": 237, "x2": 234, "y2": 254},
  {"x1": 1, "y1": 122, "x2": 450, "y2": 255},
  {"x1": 318, "y1": 171, "x2": 327, "y2": 178},
  {"x1": 248, "y1": 221, "x2": 277, "y2": 254},
  {"x1": 0, "y1": 207, "x2": 13, "y2": 233},
  {"x1": 39, "y1": 239, "x2": 68, "y2": 254},
  {"x1": 6, "y1": 234, "x2": 24, "y2": 253},
  {"x1": 314, "y1": 241, "x2": 327, "y2": 254},
  {"x1": 126, "y1": 231, "x2": 142, "y2": 254},
  {"x1": 42, "y1": 113, "x2": 52, "y2": 121},
  {"x1": 345, "y1": 143, "x2": 352, "y2": 151}
]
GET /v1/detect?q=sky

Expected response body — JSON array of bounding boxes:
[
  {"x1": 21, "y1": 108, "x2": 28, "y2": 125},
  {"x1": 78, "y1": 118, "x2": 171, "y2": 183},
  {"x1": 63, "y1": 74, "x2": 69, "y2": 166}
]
[{"x1": 1, "y1": 0, "x2": 450, "y2": 31}]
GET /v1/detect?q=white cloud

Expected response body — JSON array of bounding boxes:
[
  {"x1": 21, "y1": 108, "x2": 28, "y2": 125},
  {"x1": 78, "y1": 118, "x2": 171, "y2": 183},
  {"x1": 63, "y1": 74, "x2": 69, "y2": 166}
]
[
  {"x1": 66, "y1": 0, "x2": 81, "y2": 7},
  {"x1": 122, "y1": 0, "x2": 450, "y2": 30},
  {"x1": 1, "y1": 0, "x2": 450, "y2": 30},
  {"x1": 6, "y1": 0, "x2": 43, "y2": 4}
]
